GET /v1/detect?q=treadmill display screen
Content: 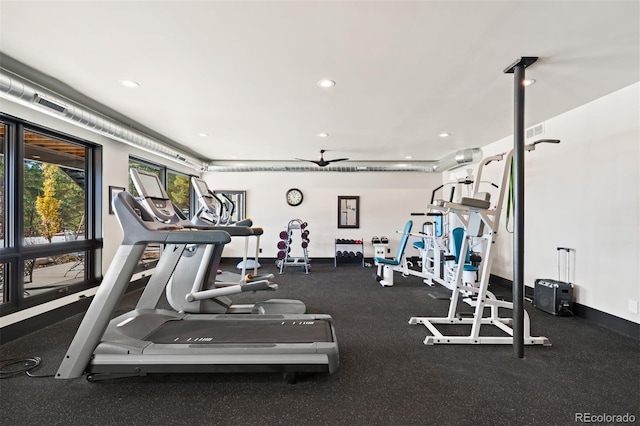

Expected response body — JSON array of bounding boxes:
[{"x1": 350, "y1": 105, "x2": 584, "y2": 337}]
[
  {"x1": 194, "y1": 179, "x2": 209, "y2": 197},
  {"x1": 138, "y1": 172, "x2": 166, "y2": 199}
]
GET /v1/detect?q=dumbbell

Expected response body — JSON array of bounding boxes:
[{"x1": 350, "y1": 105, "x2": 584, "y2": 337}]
[
  {"x1": 300, "y1": 222, "x2": 308, "y2": 229},
  {"x1": 279, "y1": 231, "x2": 289, "y2": 240},
  {"x1": 277, "y1": 241, "x2": 288, "y2": 249},
  {"x1": 301, "y1": 241, "x2": 308, "y2": 249},
  {"x1": 277, "y1": 250, "x2": 287, "y2": 260},
  {"x1": 301, "y1": 230, "x2": 309, "y2": 239}
]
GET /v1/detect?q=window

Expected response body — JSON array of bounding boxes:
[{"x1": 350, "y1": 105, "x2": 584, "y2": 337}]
[
  {"x1": 0, "y1": 117, "x2": 101, "y2": 311},
  {"x1": 1, "y1": 123, "x2": 5, "y2": 246},
  {"x1": 167, "y1": 170, "x2": 191, "y2": 217},
  {"x1": 23, "y1": 130, "x2": 86, "y2": 243},
  {"x1": 1, "y1": 124, "x2": 5, "y2": 299}
]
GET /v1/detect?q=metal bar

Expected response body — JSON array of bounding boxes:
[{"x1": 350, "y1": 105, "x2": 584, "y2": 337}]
[{"x1": 504, "y1": 57, "x2": 537, "y2": 358}]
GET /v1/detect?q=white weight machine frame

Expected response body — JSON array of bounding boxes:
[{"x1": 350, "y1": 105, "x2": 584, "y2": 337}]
[
  {"x1": 406, "y1": 177, "x2": 477, "y2": 288},
  {"x1": 409, "y1": 150, "x2": 550, "y2": 346}
]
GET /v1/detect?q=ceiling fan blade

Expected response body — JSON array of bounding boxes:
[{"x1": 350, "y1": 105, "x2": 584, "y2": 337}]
[
  {"x1": 295, "y1": 151, "x2": 349, "y2": 166},
  {"x1": 295, "y1": 158, "x2": 324, "y2": 166}
]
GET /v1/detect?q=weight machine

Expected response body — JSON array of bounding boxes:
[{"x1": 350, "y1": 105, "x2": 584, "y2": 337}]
[
  {"x1": 373, "y1": 220, "x2": 413, "y2": 286},
  {"x1": 403, "y1": 177, "x2": 479, "y2": 289},
  {"x1": 409, "y1": 150, "x2": 551, "y2": 346}
]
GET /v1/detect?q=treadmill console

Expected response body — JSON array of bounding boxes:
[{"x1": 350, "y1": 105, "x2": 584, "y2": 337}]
[
  {"x1": 130, "y1": 168, "x2": 177, "y2": 223},
  {"x1": 192, "y1": 177, "x2": 221, "y2": 214}
]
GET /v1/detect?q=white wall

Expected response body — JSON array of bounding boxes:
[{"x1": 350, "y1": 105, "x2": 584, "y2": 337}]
[
  {"x1": 202, "y1": 171, "x2": 443, "y2": 260},
  {"x1": 448, "y1": 82, "x2": 639, "y2": 324}
]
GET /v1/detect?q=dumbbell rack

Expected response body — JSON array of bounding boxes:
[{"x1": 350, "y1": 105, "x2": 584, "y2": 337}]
[
  {"x1": 276, "y1": 219, "x2": 311, "y2": 274},
  {"x1": 334, "y1": 239, "x2": 364, "y2": 267}
]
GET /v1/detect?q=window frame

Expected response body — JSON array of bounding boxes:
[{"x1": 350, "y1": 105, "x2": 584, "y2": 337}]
[{"x1": 0, "y1": 114, "x2": 102, "y2": 315}]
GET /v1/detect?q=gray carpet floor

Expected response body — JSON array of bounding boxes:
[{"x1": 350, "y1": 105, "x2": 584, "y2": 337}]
[{"x1": 1, "y1": 260, "x2": 638, "y2": 426}]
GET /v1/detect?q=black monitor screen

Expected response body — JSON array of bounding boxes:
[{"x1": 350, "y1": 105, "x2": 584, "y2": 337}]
[{"x1": 138, "y1": 172, "x2": 165, "y2": 199}]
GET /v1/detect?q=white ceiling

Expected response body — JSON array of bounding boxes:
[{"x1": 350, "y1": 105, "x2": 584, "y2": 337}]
[{"x1": 0, "y1": 0, "x2": 638, "y2": 164}]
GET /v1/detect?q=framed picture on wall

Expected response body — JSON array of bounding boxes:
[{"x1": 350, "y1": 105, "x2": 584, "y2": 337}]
[
  {"x1": 108, "y1": 186, "x2": 125, "y2": 215},
  {"x1": 338, "y1": 196, "x2": 359, "y2": 228}
]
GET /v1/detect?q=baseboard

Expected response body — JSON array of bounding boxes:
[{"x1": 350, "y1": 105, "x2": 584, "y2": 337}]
[
  {"x1": 0, "y1": 276, "x2": 150, "y2": 345},
  {"x1": 0, "y1": 295, "x2": 93, "y2": 344},
  {"x1": 490, "y1": 274, "x2": 640, "y2": 340}
]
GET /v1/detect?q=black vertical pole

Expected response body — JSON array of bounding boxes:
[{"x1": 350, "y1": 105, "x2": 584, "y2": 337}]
[{"x1": 504, "y1": 57, "x2": 538, "y2": 359}]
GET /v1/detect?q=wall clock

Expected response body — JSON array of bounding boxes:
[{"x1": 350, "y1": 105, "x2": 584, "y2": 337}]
[{"x1": 286, "y1": 188, "x2": 304, "y2": 206}]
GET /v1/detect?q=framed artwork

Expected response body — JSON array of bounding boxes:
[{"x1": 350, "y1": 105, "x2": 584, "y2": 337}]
[
  {"x1": 338, "y1": 196, "x2": 359, "y2": 228},
  {"x1": 108, "y1": 186, "x2": 125, "y2": 215}
]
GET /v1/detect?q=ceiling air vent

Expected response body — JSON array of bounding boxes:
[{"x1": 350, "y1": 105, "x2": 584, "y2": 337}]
[
  {"x1": 526, "y1": 122, "x2": 544, "y2": 139},
  {"x1": 33, "y1": 93, "x2": 67, "y2": 113}
]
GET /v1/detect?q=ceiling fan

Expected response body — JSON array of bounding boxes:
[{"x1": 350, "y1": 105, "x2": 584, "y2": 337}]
[{"x1": 296, "y1": 149, "x2": 350, "y2": 167}]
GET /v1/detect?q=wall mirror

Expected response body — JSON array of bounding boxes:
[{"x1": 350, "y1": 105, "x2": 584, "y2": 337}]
[{"x1": 338, "y1": 196, "x2": 359, "y2": 228}]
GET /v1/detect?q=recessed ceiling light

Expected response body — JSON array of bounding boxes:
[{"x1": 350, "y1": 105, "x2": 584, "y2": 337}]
[
  {"x1": 524, "y1": 79, "x2": 536, "y2": 87},
  {"x1": 119, "y1": 79, "x2": 140, "y2": 88},
  {"x1": 317, "y1": 79, "x2": 336, "y2": 88},
  {"x1": 317, "y1": 133, "x2": 329, "y2": 138},
  {"x1": 438, "y1": 132, "x2": 451, "y2": 138},
  {"x1": 405, "y1": 156, "x2": 413, "y2": 160},
  {"x1": 197, "y1": 132, "x2": 209, "y2": 137}
]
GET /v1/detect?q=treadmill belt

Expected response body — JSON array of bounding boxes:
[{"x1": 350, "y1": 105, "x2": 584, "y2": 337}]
[{"x1": 146, "y1": 319, "x2": 333, "y2": 344}]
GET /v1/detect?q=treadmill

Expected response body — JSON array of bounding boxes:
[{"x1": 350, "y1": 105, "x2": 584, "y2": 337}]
[
  {"x1": 55, "y1": 190, "x2": 339, "y2": 382},
  {"x1": 129, "y1": 170, "x2": 306, "y2": 315}
]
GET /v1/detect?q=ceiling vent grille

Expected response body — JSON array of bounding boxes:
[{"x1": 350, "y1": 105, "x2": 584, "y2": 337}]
[{"x1": 33, "y1": 93, "x2": 67, "y2": 113}]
